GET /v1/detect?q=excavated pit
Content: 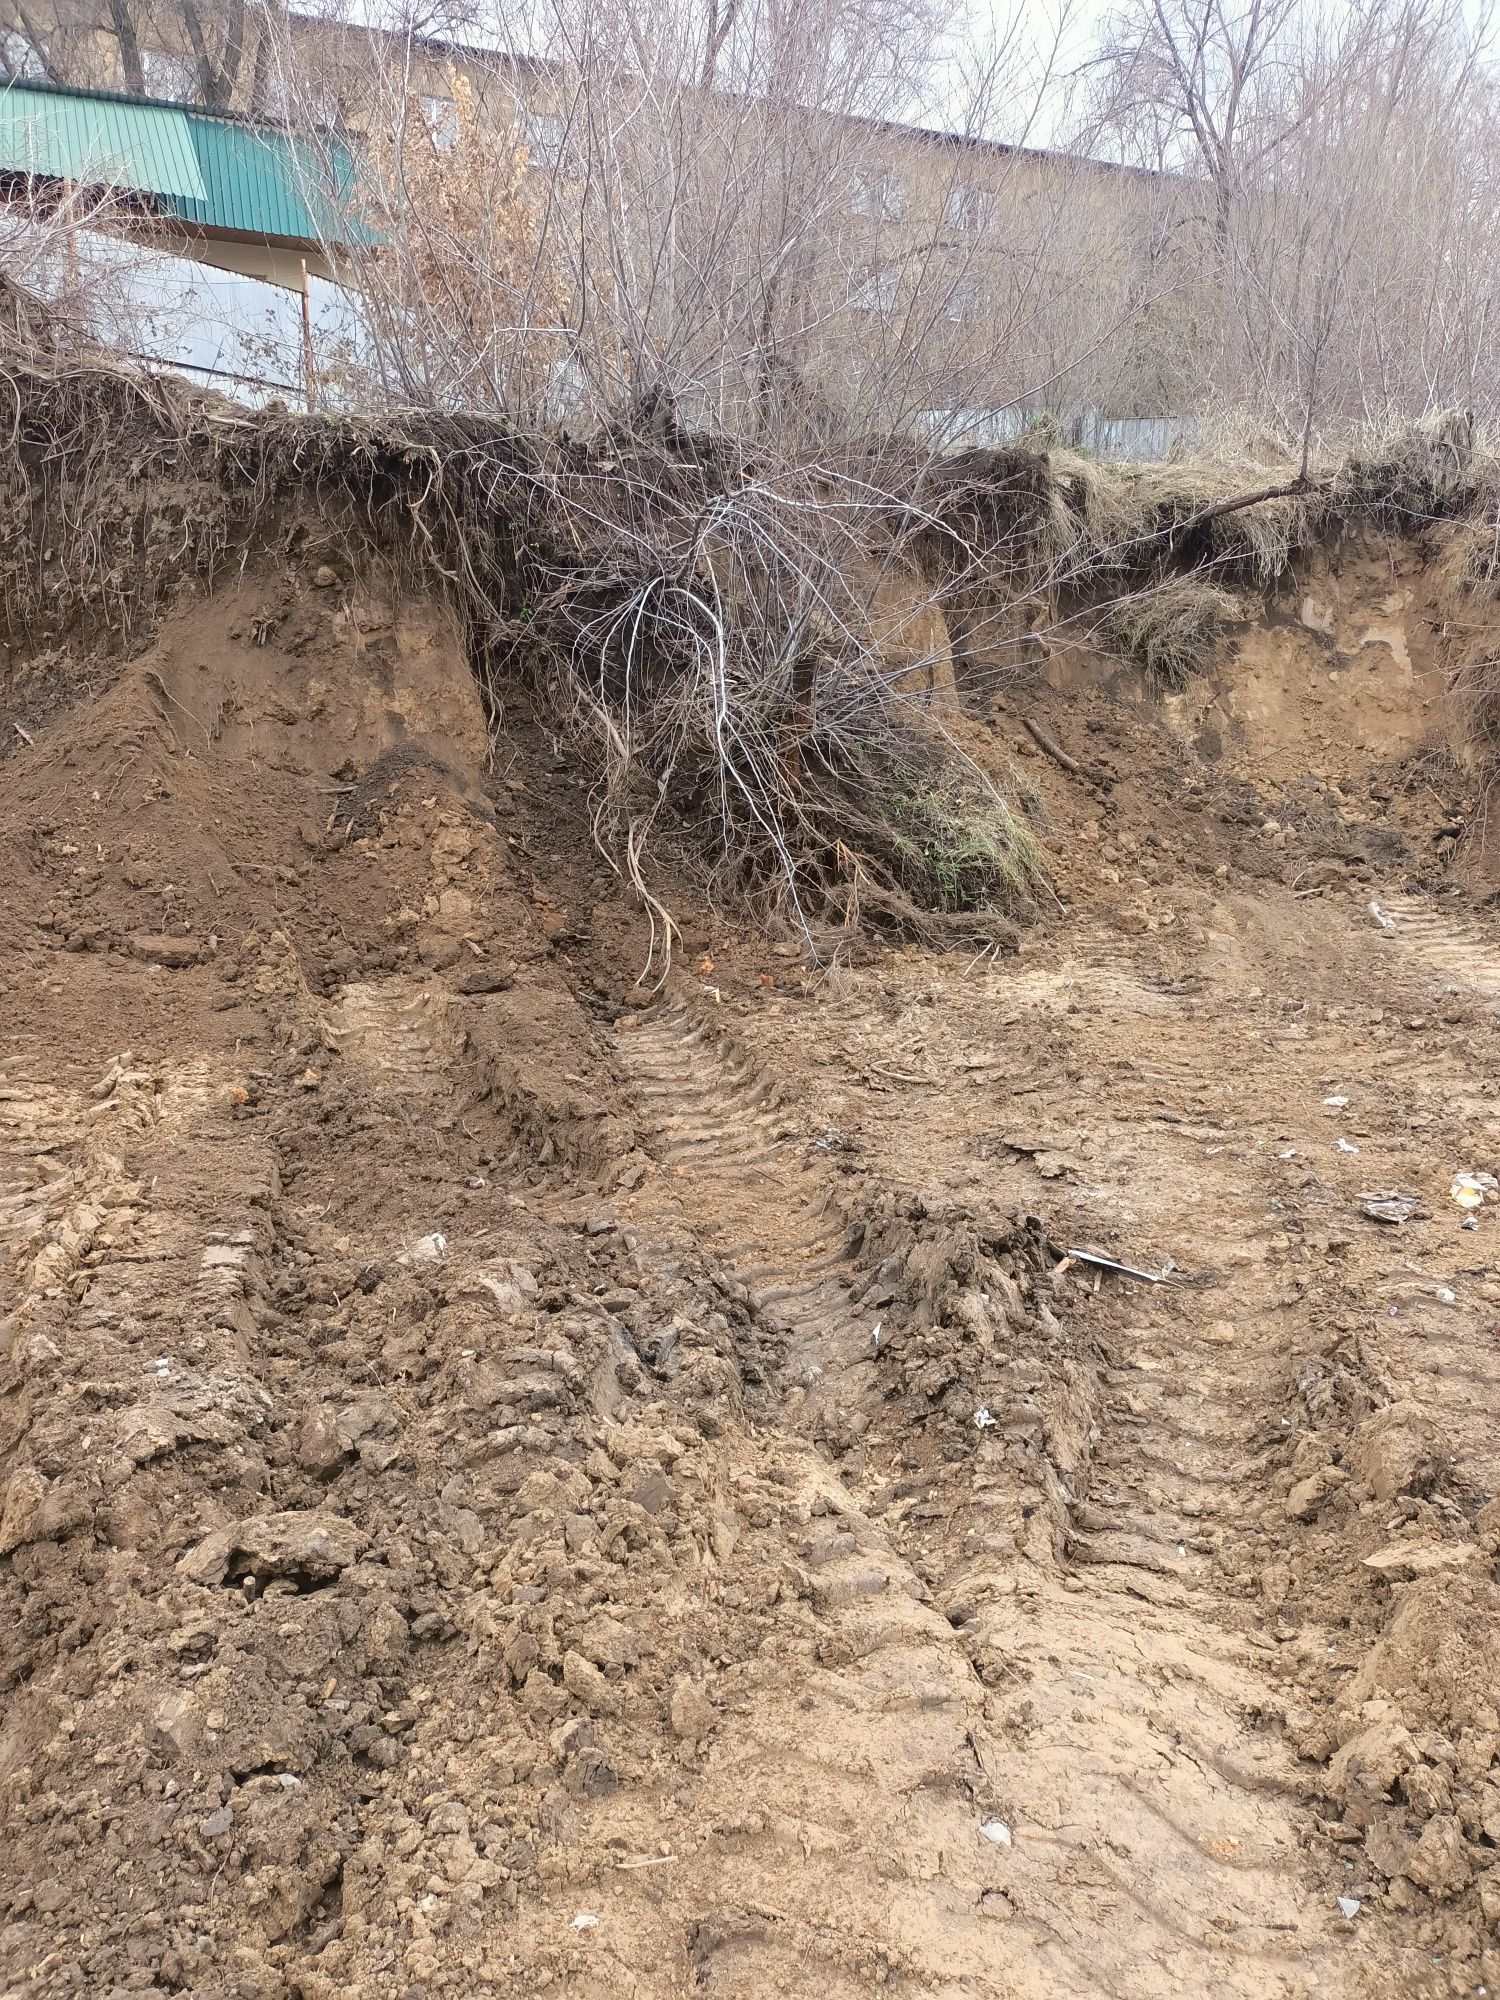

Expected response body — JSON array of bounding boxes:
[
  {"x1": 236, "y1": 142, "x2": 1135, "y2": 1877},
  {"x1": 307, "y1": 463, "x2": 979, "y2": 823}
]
[{"x1": 3, "y1": 528, "x2": 1500, "y2": 2000}]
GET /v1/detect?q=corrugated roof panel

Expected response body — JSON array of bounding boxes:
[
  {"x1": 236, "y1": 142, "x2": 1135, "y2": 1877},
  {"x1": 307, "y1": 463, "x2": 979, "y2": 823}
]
[
  {"x1": 180, "y1": 118, "x2": 306, "y2": 237},
  {"x1": 0, "y1": 80, "x2": 371, "y2": 247},
  {"x1": 0, "y1": 84, "x2": 205, "y2": 202}
]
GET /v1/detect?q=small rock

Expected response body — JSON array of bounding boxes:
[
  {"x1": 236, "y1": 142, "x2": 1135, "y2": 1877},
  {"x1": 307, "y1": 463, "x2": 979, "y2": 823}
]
[
  {"x1": 668, "y1": 1676, "x2": 715, "y2": 1744},
  {"x1": 127, "y1": 932, "x2": 201, "y2": 969},
  {"x1": 456, "y1": 965, "x2": 515, "y2": 995},
  {"x1": 0, "y1": 1466, "x2": 47, "y2": 1553},
  {"x1": 1287, "y1": 1462, "x2": 1348, "y2": 1522},
  {"x1": 312, "y1": 564, "x2": 339, "y2": 588},
  {"x1": 1364, "y1": 1817, "x2": 1411, "y2": 1879},
  {"x1": 1347, "y1": 1402, "x2": 1439, "y2": 1504},
  {"x1": 629, "y1": 1469, "x2": 673, "y2": 1517},
  {"x1": 562, "y1": 1650, "x2": 619, "y2": 1716},
  {"x1": 979, "y1": 1820, "x2": 1013, "y2": 1846},
  {"x1": 296, "y1": 1407, "x2": 350, "y2": 1480},
  {"x1": 201, "y1": 1806, "x2": 234, "y2": 1837},
  {"x1": 563, "y1": 1512, "x2": 599, "y2": 1553},
  {"x1": 179, "y1": 1509, "x2": 369, "y2": 1586},
  {"x1": 1403, "y1": 1813, "x2": 1471, "y2": 1897},
  {"x1": 149, "y1": 1690, "x2": 201, "y2": 1759},
  {"x1": 1362, "y1": 1542, "x2": 1477, "y2": 1579}
]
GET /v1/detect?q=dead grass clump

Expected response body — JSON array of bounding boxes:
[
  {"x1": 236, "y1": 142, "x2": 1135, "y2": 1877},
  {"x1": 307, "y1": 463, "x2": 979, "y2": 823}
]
[
  {"x1": 1105, "y1": 579, "x2": 1243, "y2": 688},
  {"x1": 878, "y1": 757, "x2": 1043, "y2": 915},
  {"x1": 1435, "y1": 508, "x2": 1500, "y2": 612}
]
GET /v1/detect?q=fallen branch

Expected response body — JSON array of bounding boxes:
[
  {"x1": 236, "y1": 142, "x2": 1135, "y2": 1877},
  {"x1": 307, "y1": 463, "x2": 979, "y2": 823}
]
[
  {"x1": 1168, "y1": 477, "x2": 1329, "y2": 548},
  {"x1": 1023, "y1": 715, "x2": 1083, "y2": 775}
]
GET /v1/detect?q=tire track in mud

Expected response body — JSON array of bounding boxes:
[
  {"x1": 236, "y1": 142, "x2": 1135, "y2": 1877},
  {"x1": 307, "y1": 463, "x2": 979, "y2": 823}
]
[
  {"x1": 1374, "y1": 892, "x2": 1500, "y2": 1007},
  {"x1": 610, "y1": 992, "x2": 1355, "y2": 2000},
  {"x1": 615, "y1": 1001, "x2": 880, "y2": 1441}
]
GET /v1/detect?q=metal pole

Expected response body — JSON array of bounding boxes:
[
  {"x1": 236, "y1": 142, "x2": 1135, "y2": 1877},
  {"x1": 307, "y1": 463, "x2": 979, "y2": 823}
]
[{"x1": 300, "y1": 257, "x2": 317, "y2": 414}]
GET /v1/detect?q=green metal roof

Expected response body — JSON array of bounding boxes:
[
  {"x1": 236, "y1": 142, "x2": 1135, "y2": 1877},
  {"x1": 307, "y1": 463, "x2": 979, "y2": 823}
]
[{"x1": 0, "y1": 78, "x2": 370, "y2": 246}]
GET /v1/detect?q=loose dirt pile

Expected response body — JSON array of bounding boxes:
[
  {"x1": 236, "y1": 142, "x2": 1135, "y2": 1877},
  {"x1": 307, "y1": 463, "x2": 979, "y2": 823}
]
[{"x1": 4, "y1": 523, "x2": 1500, "y2": 2000}]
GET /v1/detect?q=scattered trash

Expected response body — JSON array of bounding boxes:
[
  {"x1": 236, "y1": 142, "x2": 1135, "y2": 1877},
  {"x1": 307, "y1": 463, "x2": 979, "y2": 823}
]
[
  {"x1": 1451, "y1": 1172, "x2": 1498, "y2": 1228},
  {"x1": 1368, "y1": 902, "x2": 1397, "y2": 932},
  {"x1": 974, "y1": 1406, "x2": 996, "y2": 1429},
  {"x1": 1359, "y1": 1191, "x2": 1424, "y2": 1225},
  {"x1": 1338, "y1": 1895, "x2": 1362, "y2": 1918},
  {"x1": 979, "y1": 1820, "x2": 1013, "y2": 1846},
  {"x1": 410, "y1": 1232, "x2": 447, "y2": 1262},
  {"x1": 1276, "y1": 1147, "x2": 1298, "y2": 1160},
  {"x1": 1062, "y1": 1248, "x2": 1174, "y2": 1285},
  {"x1": 1335, "y1": 1138, "x2": 1360, "y2": 1155},
  {"x1": 870, "y1": 1318, "x2": 884, "y2": 1351},
  {"x1": 570, "y1": 1912, "x2": 600, "y2": 1931},
  {"x1": 1323, "y1": 1094, "x2": 1350, "y2": 1109}
]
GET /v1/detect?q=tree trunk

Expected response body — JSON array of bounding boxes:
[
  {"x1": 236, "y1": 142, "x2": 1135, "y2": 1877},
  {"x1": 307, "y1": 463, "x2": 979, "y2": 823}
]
[{"x1": 105, "y1": 0, "x2": 145, "y2": 94}]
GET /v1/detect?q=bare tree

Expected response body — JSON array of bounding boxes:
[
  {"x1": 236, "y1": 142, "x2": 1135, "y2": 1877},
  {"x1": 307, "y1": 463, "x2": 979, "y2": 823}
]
[{"x1": 0, "y1": 0, "x2": 279, "y2": 108}]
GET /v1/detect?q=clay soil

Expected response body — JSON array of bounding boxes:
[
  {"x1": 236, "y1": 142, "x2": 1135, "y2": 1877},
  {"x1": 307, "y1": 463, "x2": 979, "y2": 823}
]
[{"x1": 4, "y1": 539, "x2": 1500, "y2": 2000}]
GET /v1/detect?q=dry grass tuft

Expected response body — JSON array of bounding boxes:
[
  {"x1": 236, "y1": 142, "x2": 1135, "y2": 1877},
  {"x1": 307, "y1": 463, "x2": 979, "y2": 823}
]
[{"x1": 1105, "y1": 579, "x2": 1243, "y2": 688}]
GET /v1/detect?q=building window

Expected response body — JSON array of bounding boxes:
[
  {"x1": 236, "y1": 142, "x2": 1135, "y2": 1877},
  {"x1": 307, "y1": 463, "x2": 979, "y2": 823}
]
[
  {"x1": 419, "y1": 95, "x2": 460, "y2": 149},
  {"x1": 141, "y1": 47, "x2": 198, "y2": 102},
  {"x1": 1, "y1": 30, "x2": 48, "y2": 80},
  {"x1": 851, "y1": 265, "x2": 899, "y2": 313},
  {"x1": 852, "y1": 167, "x2": 905, "y2": 222},
  {"x1": 944, "y1": 183, "x2": 989, "y2": 233},
  {"x1": 522, "y1": 110, "x2": 565, "y2": 171}
]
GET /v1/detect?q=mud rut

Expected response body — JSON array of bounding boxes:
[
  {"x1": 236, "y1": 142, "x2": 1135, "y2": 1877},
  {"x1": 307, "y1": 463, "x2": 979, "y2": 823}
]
[
  {"x1": 5, "y1": 771, "x2": 1500, "y2": 1999},
  {"x1": 603, "y1": 889, "x2": 1500, "y2": 2000}
]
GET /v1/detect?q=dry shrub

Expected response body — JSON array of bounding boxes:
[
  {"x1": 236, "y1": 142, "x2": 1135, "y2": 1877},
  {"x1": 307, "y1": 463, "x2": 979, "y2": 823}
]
[{"x1": 357, "y1": 78, "x2": 580, "y2": 412}]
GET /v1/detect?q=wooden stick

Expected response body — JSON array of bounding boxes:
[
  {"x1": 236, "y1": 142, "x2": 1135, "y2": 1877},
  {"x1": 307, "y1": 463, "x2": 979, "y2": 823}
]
[{"x1": 1022, "y1": 715, "x2": 1082, "y2": 774}]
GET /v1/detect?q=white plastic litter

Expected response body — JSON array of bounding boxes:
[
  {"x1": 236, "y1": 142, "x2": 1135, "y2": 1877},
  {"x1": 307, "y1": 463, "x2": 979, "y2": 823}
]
[
  {"x1": 1323, "y1": 1095, "x2": 1350, "y2": 1108},
  {"x1": 1369, "y1": 902, "x2": 1397, "y2": 932},
  {"x1": 1336, "y1": 1138, "x2": 1360, "y2": 1154},
  {"x1": 411, "y1": 1232, "x2": 448, "y2": 1261},
  {"x1": 570, "y1": 1912, "x2": 600, "y2": 1930},
  {"x1": 979, "y1": 1820, "x2": 1013, "y2": 1846},
  {"x1": 1452, "y1": 1171, "x2": 1499, "y2": 1214},
  {"x1": 974, "y1": 1406, "x2": 996, "y2": 1429},
  {"x1": 1337, "y1": 1895, "x2": 1362, "y2": 1918}
]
